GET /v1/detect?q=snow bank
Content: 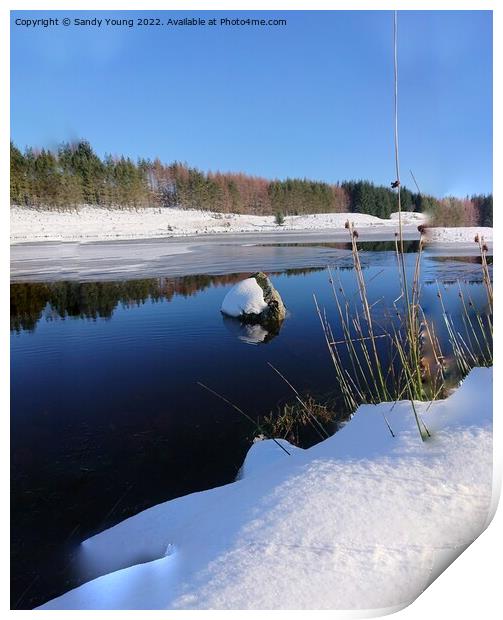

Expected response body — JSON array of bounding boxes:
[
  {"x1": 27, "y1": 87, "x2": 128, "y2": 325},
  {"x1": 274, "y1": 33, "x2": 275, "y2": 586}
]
[
  {"x1": 237, "y1": 438, "x2": 301, "y2": 479},
  {"x1": 11, "y1": 206, "x2": 492, "y2": 247},
  {"x1": 40, "y1": 368, "x2": 493, "y2": 611},
  {"x1": 220, "y1": 278, "x2": 268, "y2": 318},
  {"x1": 390, "y1": 211, "x2": 429, "y2": 224},
  {"x1": 424, "y1": 227, "x2": 493, "y2": 244},
  {"x1": 11, "y1": 206, "x2": 423, "y2": 244}
]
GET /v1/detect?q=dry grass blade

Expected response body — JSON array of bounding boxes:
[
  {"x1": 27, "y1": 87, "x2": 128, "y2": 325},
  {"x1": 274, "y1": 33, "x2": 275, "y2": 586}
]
[
  {"x1": 267, "y1": 362, "x2": 330, "y2": 439},
  {"x1": 197, "y1": 381, "x2": 291, "y2": 455}
]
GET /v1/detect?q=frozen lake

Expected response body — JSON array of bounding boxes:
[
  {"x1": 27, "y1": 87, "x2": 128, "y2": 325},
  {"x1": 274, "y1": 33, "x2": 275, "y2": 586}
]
[{"x1": 10, "y1": 229, "x2": 425, "y2": 282}]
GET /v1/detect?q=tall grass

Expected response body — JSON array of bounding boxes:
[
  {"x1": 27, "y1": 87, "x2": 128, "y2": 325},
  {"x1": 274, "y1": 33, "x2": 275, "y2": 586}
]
[
  {"x1": 314, "y1": 226, "x2": 493, "y2": 439},
  {"x1": 261, "y1": 396, "x2": 337, "y2": 447},
  {"x1": 437, "y1": 239, "x2": 493, "y2": 375}
]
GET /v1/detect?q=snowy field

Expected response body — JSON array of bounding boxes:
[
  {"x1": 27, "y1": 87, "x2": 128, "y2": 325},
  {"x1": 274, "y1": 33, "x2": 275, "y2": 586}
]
[
  {"x1": 424, "y1": 226, "x2": 493, "y2": 244},
  {"x1": 40, "y1": 367, "x2": 493, "y2": 611},
  {"x1": 10, "y1": 206, "x2": 430, "y2": 244}
]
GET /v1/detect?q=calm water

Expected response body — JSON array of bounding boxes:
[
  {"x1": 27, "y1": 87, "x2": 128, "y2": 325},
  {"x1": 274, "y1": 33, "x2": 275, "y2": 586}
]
[{"x1": 11, "y1": 247, "x2": 491, "y2": 608}]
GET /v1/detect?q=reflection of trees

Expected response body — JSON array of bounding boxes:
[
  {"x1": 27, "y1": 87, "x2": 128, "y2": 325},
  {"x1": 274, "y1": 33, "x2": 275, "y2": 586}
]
[
  {"x1": 11, "y1": 268, "x2": 323, "y2": 333},
  {"x1": 10, "y1": 283, "x2": 51, "y2": 332},
  {"x1": 357, "y1": 240, "x2": 419, "y2": 253},
  {"x1": 423, "y1": 279, "x2": 486, "y2": 286},
  {"x1": 280, "y1": 267, "x2": 325, "y2": 277},
  {"x1": 11, "y1": 276, "x2": 236, "y2": 333},
  {"x1": 259, "y1": 241, "x2": 420, "y2": 253},
  {"x1": 429, "y1": 255, "x2": 493, "y2": 266}
]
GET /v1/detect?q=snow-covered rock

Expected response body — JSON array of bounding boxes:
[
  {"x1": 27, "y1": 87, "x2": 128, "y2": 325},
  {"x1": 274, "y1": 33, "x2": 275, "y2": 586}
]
[
  {"x1": 221, "y1": 278, "x2": 268, "y2": 318},
  {"x1": 221, "y1": 273, "x2": 285, "y2": 325},
  {"x1": 39, "y1": 367, "x2": 493, "y2": 611}
]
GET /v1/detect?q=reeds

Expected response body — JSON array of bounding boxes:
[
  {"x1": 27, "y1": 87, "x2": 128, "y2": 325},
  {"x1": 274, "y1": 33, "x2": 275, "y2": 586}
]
[
  {"x1": 437, "y1": 236, "x2": 493, "y2": 374},
  {"x1": 315, "y1": 226, "x2": 493, "y2": 439},
  {"x1": 261, "y1": 396, "x2": 336, "y2": 447},
  {"x1": 286, "y1": 9, "x2": 490, "y2": 443}
]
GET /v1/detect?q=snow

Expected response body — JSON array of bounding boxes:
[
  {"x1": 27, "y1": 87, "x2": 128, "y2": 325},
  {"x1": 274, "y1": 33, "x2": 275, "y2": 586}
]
[
  {"x1": 39, "y1": 367, "x2": 493, "y2": 611},
  {"x1": 220, "y1": 278, "x2": 268, "y2": 318},
  {"x1": 12, "y1": 206, "x2": 492, "y2": 248},
  {"x1": 390, "y1": 211, "x2": 429, "y2": 223},
  {"x1": 424, "y1": 227, "x2": 493, "y2": 244},
  {"x1": 237, "y1": 438, "x2": 301, "y2": 479},
  {"x1": 11, "y1": 206, "x2": 427, "y2": 244}
]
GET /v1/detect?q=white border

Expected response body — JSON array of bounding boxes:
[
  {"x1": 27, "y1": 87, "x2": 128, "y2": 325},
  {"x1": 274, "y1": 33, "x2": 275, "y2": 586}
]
[{"x1": 3, "y1": 1, "x2": 499, "y2": 617}]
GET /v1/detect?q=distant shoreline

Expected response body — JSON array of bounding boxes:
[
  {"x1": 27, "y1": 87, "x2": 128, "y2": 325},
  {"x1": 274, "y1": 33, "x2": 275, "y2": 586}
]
[
  {"x1": 11, "y1": 205, "x2": 431, "y2": 245},
  {"x1": 11, "y1": 234, "x2": 490, "y2": 284},
  {"x1": 10, "y1": 206, "x2": 492, "y2": 250}
]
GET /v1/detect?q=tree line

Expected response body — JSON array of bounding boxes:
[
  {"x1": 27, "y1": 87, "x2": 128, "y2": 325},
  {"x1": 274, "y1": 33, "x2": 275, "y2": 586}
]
[{"x1": 10, "y1": 141, "x2": 492, "y2": 226}]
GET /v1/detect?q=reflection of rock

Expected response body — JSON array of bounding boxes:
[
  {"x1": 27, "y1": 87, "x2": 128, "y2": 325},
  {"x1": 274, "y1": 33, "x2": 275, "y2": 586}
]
[
  {"x1": 221, "y1": 272, "x2": 286, "y2": 329},
  {"x1": 222, "y1": 316, "x2": 281, "y2": 345}
]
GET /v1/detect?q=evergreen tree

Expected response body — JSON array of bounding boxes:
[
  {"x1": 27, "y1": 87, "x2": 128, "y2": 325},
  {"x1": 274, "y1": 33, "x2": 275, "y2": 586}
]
[
  {"x1": 9, "y1": 139, "x2": 492, "y2": 228},
  {"x1": 10, "y1": 142, "x2": 28, "y2": 205}
]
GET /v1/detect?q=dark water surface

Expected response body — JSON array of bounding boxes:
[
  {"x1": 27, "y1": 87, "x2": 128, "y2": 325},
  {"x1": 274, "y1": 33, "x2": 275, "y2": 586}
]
[{"x1": 11, "y1": 245, "x2": 491, "y2": 608}]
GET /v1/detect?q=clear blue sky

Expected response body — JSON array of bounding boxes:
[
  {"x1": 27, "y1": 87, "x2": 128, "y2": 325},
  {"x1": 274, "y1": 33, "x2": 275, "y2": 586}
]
[{"x1": 11, "y1": 10, "x2": 492, "y2": 197}]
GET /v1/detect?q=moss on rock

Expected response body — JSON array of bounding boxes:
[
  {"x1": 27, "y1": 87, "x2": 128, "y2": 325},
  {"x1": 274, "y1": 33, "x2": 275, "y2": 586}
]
[{"x1": 250, "y1": 272, "x2": 286, "y2": 325}]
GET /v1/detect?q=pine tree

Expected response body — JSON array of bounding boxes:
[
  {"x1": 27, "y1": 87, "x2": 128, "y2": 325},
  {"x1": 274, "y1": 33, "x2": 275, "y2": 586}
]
[
  {"x1": 10, "y1": 142, "x2": 27, "y2": 205},
  {"x1": 9, "y1": 139, "x2": 492, "y2": 228}
]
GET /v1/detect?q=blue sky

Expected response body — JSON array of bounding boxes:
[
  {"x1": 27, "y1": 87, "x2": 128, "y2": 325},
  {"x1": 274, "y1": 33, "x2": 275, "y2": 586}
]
[{"x1": 11, "y1": 10, "x2": 492, "y2": 196}]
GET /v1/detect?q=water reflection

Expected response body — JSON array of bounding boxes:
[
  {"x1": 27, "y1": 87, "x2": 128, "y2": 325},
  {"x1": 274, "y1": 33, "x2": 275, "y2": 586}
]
[
  {"x1": 222, "y1": 315, "x2": 282, "y2": 345},
  {"x1": 10, "y1": 252, "x2": 492, "y2": 609},
  {"x1": 256, "y1": 240, "x2": 421, "y2": 252},
  {"x1": 10, "y1": 269, "x2": 321, "y2": 333}
]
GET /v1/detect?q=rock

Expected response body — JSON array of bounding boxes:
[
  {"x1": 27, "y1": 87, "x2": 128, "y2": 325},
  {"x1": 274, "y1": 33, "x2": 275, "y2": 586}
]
[
  {"x1": 251, "y1": 272, "x2": 286, "y2": 324},
  {"x1": 221, "y1": 272, "x2": 286, "y2": 329}
]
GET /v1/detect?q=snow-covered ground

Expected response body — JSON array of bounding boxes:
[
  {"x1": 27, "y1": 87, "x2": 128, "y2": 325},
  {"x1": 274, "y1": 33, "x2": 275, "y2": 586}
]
[
  {"x1": 389, "y1": 211, "x2": 426, "y2": 223},
  {"x1": 424, "y1": 227, "x2": 493, "y2": 244},
  {"x1": 10, "y1": 206, "x2": 429, "y2": 244},
  {"x1": 40, "y1": 367, "x2": 493, "y2": 611}
]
